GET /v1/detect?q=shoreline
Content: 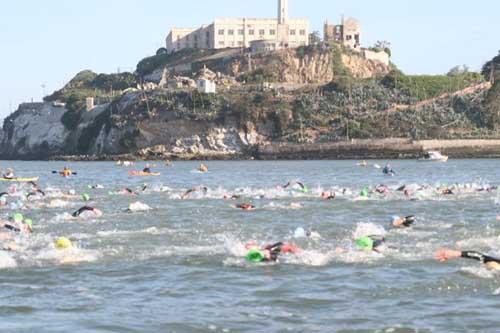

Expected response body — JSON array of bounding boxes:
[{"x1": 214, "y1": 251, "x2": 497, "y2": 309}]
[{"x1": 10, "y1": 139, "x2": 498, "y2": 161}]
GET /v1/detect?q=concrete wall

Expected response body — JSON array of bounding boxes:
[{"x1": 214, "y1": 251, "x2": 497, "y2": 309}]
[{"x1": 362, "y1": 49, "x2": 390, "y2": 66}]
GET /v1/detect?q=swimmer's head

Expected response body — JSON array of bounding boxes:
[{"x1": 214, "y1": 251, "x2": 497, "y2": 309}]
[
  {"x1": 355, "y1": 236, "x2": 374, "y2": 251},
  {"x1": 294, "y1": 227, "x2": 306, "y2": 238},
  {"x1": 360, "y1": 188, "x2": 369, "y2": 197},
  {"x1": 82, "y1": 193, "x2": 90, "y2": 202},
  {"x1": 55, "y1": 237, "x2": 72, "y2": 250},
  {"x1": 390, "y1": 216, "x2": 401, "y2": 224},
  {"x1": 246, "y1": 249, "x2": 265, "y2": 262},
  {"x1": 13, "y1": 213, "x2": 23, "y2": 224}
]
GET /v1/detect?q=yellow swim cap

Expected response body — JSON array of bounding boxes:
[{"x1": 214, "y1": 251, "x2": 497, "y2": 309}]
[{"x1": 55, "y1": 237, "x2": 72, "y2": 249}]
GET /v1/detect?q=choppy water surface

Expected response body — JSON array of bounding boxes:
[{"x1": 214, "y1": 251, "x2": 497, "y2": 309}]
[{"x1": 1, "y1": 160, "x2": 500, "y2": 333}]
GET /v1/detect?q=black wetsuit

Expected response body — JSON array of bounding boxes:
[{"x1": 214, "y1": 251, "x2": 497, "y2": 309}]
[
  {"x1": 72, "y1": 206, "x2": 95, "y2": 217},
  {"x1": 461, "y1": 251, "x2": 500, "y2": 264},
  {"x1": 264, "y1": 242, "x2": 284, "y2": 262},
  {"x1": 3, "y1": 224, "x2": 20, "y2": 232}
]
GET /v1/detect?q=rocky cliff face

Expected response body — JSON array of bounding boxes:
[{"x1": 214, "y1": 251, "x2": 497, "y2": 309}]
[{"x1": 1, "y1": 103, "x2": 68, "y2": 159}]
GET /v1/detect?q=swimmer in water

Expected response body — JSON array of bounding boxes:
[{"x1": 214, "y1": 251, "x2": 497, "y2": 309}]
[
  {"x1": 435, "y1": 248, "x2": 500, "y2": 270},
  {"x1": 245, "y1": 242, "x2": 301, "y2": 262},
  {"x1": 283, "y1": 181, "x2": 307, "y2": 191},
  {"x1": 2, "y1": 168, "x2": 15, "y2": 179},
  {"x1": 181, "y1": 186, "x2": 208, "y2": 199},
  {"x1": 391, "y1": 215, "x2": 416, "y2": 228},
  {"x1": 355, "y1": 235, "x2": 387, "y2": 253},
  {"x1": 71, "y1": 206, "x2": 103, "y2": 218},
  {"x1": 223, "y1": 194, "x2": 241, "y2": 200},
  {"x1": 143, "y1": 164, "x2": 152, "y2": 173},
  {"x1": 0, "y1": 192, "x2": 8, "y2": 206},
  {"x1": 382, "y1": 164, "x2": 395, "y2": 176},
  {"x1": 0, "y1": 214, "x2": 33, "y2": 234},
  {"x1": 234, "y1": 203, "x2": 255, "y2": 210},
  {"x1": 440, "y1": 188, "x2": 454, "y2": 195},
  {"x1": 198, "y1": 163, "x2": 208, "y2": 173},
  {"x1": 118, "y1": 188, "x2": 138, "y2": 195},
  {"x1": 321, "y1": 192, "x2": 336, "y2": 200},
  {"x1": 375, "y1": 184, "x2": 390, "y2": 195}
]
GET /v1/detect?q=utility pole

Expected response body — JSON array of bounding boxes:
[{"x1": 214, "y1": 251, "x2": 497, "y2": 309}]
[{"x1": 490, "y1": 63, "x2": 496, "y2": 84}]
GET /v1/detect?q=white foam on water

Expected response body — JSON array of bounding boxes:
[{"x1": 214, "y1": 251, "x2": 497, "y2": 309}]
[
  {"x1": 0, "y1": 251, "x2": 17, "y2": 269},
  {"x1": 460, "y1": 266, "x2": 498, "y2": 279}
]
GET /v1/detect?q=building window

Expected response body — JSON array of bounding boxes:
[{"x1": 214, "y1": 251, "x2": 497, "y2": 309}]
[
  {"x1": 259, "y1": 29, "x2": 265, "y2": 35},
  {"x1": 300, "y1": 29, "x2": 306, "y2": 36},
  {"x1": 228, "y1": 29, "x2": 234, "y2": 35},
  {"x1": 206, "y1": 31, "x2": 210, "y2": 39},
  {"x1": 194, "y1": 35, "x2": 198, "y2": 41},
  {"x1": 230, "y1": 41, "x2": 235, "y2": 47},
  {"x1": 186, "y1": 35, "x2": 190, "y2": 41},
  {"x1": 270, "y1": 29, "x2": 276, "y2": 35},
  {"x1": 290, "y1": 30, "x2": 296, "y2": 36},
  {"x1": 219, "y1": 41, "x2": 225, "y2": 46},
  {"x1": 237, "y1": 41, "x2": 244, "y2": 46},
  {"x1": 238, "y1": 29, "x2": 244, "y2": 35},
  {"x1": 346, "y1": 35, "x2": 352, "y2": 40},
  {"x1": 218, "y1": 29, "x2": 225, "y2": 35},
  {"x1": 249, "y1": 29, "x2": 254, "y2": 35}
]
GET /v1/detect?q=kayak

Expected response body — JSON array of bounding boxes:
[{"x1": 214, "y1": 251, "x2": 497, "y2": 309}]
[
  {"x1": 128, "y1": 171, "x2": 160, "y2": 177},
  {"x1": 0, "y1": 177, "x2": 39, "y2": 182}
]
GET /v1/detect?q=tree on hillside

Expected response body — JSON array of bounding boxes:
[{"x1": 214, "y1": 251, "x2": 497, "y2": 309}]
[
  {"x1": 374, "y1": 40, "x2": 392, "y2": 57},
  {"x1": 482, "y1": 50, "x2": 500, "y2": 82},
  {"x1": 309, "y1": 31, "x2": 321, "y2": 45},
  {"x1": 447, "y1": 65, "x2": 469, "y2": 77}
]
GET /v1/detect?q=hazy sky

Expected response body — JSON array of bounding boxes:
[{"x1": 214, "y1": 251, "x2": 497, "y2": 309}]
[{"x1": 0, "y1": 0, "x2": 498, "y2": 119}]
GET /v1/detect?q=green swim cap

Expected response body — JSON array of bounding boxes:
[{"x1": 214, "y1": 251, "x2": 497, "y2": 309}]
[
  {"x1": 82, "y1": 193, "x2": 90, "y2": 201},
  {"x1": 356, "y1": 236, "x2": 374, "y2": 251},
  {"x1": 360, "y1": 188, "x2": 369, "y2": 197},
  {"x1": 13, "y1": 213, "x2": 24, "y2": 223},
  {"x1": 301, "y1": 186, "x2": 309, "y2": 193},
  {"x1": 24, "y1": 219, "x2": 32, "y2": 229},
  {"x1": 246, "y1": 249, "x2": 265, "y2": 262}
]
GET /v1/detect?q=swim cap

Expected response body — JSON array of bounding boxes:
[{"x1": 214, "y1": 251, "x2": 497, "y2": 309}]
[
  {"x1": 391, "y1": 216, "x2": 401, "y2": 224},
  {"x1": 246, "y1": 249, "x2": 265, "y2": 262},
  {"x1": 294, "y1": 227, "x2": 306, "y2": 238},
  {"x1": 55, "y1": 237, "x2": 72, "y2": 249},
  {"x1": 356, "y1": 236, "x2": 374, "y2": 251},
  {"x1": 24, "y1": 219, "x2": 32, "y2": 230},
  {"x1": 82, "y1": 193, "x2": 90, "y2": 201},
  {"x1": 13, "y1": 213, "x2": 23, "y2": 223},
  {"x1": 301, "y1": 186, "x2": 309, "y2": 193},
  {"x1": 360, "y1": 188, "x2": 369, "y2": 197}
]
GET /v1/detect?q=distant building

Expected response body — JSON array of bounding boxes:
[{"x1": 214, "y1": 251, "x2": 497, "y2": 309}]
[
  {"x1": 324, "y1": 17, "x2": 361, "y2": 49},
  {"x1": 197, "y1": 78, "x2": 216, "y2": 94},
  {"x1": 166, "y1": 0, "x2": 309, "y2": 53}
]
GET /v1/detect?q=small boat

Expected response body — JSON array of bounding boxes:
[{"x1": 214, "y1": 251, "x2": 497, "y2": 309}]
[
  {"x1": 418, "y1": 151, "x2": 448, "y2": 162},
  {"x1": 128, "y1": 171, "x2": 160, "y2": 177},
  {"x1": 0, "y1": 177, "x2": 39, "y2": 183}
]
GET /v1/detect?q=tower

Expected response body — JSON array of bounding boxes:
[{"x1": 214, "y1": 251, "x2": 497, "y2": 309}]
[{"x1": 278, "y1": 0, "x2": 288, "y2": 24}]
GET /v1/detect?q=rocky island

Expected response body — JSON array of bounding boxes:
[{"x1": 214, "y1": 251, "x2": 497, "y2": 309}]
[{"x1": 2, "y1": 1, "x2": 499, "y2": 161}]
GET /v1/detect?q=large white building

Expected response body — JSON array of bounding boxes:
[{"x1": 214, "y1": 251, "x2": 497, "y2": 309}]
[{"x1": 166, "y1": 0, "x2": 309, "y2": 53}]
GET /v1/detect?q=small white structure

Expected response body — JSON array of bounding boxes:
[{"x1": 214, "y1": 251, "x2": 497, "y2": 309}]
[
  {"x1": 197, "y1": 78, "x2": 216, "y2": 94},
  {"x1": 85, "y1": 97, "x2": 95, "y2": 111}
]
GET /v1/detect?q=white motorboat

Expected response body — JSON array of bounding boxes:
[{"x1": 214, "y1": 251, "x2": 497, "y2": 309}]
[{"x1": 418, "y1": 151, "x2": 448, "y2": 162}]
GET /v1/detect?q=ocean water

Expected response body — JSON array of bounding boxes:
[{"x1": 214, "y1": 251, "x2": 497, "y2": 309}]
[{"x1": 0, "y1": 160, "x2": 500, "y2": 333}]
